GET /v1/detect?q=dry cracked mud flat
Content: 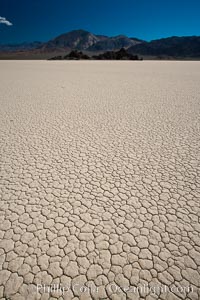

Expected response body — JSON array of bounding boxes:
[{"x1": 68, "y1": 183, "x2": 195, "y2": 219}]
[{"x1": 0, "y1": 61, "x2": 200, "y2": 300}]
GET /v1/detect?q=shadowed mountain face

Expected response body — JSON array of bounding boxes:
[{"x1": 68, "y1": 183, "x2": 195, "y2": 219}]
[
  {"x1": 40, "y1": 29, "x2": 101, "y2": 51},
  {"x1": 128, "y1": 36, "x2": 200, "y2": 58}
]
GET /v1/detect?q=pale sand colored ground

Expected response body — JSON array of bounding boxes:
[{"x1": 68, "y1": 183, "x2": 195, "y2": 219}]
[{"x1": 0, "y1": 61, "x2": 200, "y2": 300}]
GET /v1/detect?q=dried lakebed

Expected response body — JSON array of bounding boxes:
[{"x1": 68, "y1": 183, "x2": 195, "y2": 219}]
[{"x1": 0, "y1": 61, "x2": 200, "y2": 300}]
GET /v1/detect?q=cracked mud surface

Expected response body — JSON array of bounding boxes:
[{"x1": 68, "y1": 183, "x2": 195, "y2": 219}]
[{"x1": 0, "y1": 61, "x2": 200, "y2": 300}]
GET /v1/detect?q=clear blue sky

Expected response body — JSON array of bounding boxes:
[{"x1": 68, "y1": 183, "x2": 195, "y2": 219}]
[{"x1": 0, "y1": 0, "x2": 200, "y2": 44}]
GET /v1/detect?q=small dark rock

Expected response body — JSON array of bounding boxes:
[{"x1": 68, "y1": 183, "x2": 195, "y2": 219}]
[
  {"x1": 64, "y1": 50, "x2": 90, "y2": 60},
  {"x1": 48, "y1": 55, "x2": 63, "y2": 60}
]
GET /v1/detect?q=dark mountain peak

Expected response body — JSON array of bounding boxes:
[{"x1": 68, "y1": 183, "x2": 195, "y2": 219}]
[
  {"x1": 150, "y1": 35, "x2": 199, "y2": 43},
  {"x1": 128, "y1": 35, "x2": 200, "y2": 58}
]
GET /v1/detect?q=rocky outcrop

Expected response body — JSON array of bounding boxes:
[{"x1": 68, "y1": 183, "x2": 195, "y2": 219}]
[
  {"x1": 49, "y1": 48, "x2": 141, "y2": 60},
  {"x1": 63, "y1": 50, "x2": 90, "y2": 60},
  {"x1": 92, "y1": 48, "x2": 140, "y2": 60}
]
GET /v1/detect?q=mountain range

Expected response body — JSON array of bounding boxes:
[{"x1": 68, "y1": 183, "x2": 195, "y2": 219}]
[{"x1": 0, "y1": 29, "x2": 200, "y2": 59}]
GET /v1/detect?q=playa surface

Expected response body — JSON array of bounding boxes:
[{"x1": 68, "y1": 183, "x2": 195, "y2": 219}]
[{"x1": 0, "y1": 61, "x2": 200, "y2": 300}]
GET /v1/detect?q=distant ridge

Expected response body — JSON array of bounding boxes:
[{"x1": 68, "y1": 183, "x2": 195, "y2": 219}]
[
  {"x1": 128, "y1": 36, "x2": 200, "y2": 58},
  {"x1": 0, "y1": 41, "x2": 43, "y2": 52},
  {"x1": 0, "y1": 30, "x2": 200, "y2": 59}
]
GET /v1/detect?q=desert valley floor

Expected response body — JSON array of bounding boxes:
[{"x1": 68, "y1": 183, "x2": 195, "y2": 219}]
[{"x1": 0, "y1": 61, "x2": 200, "y2": 300}]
